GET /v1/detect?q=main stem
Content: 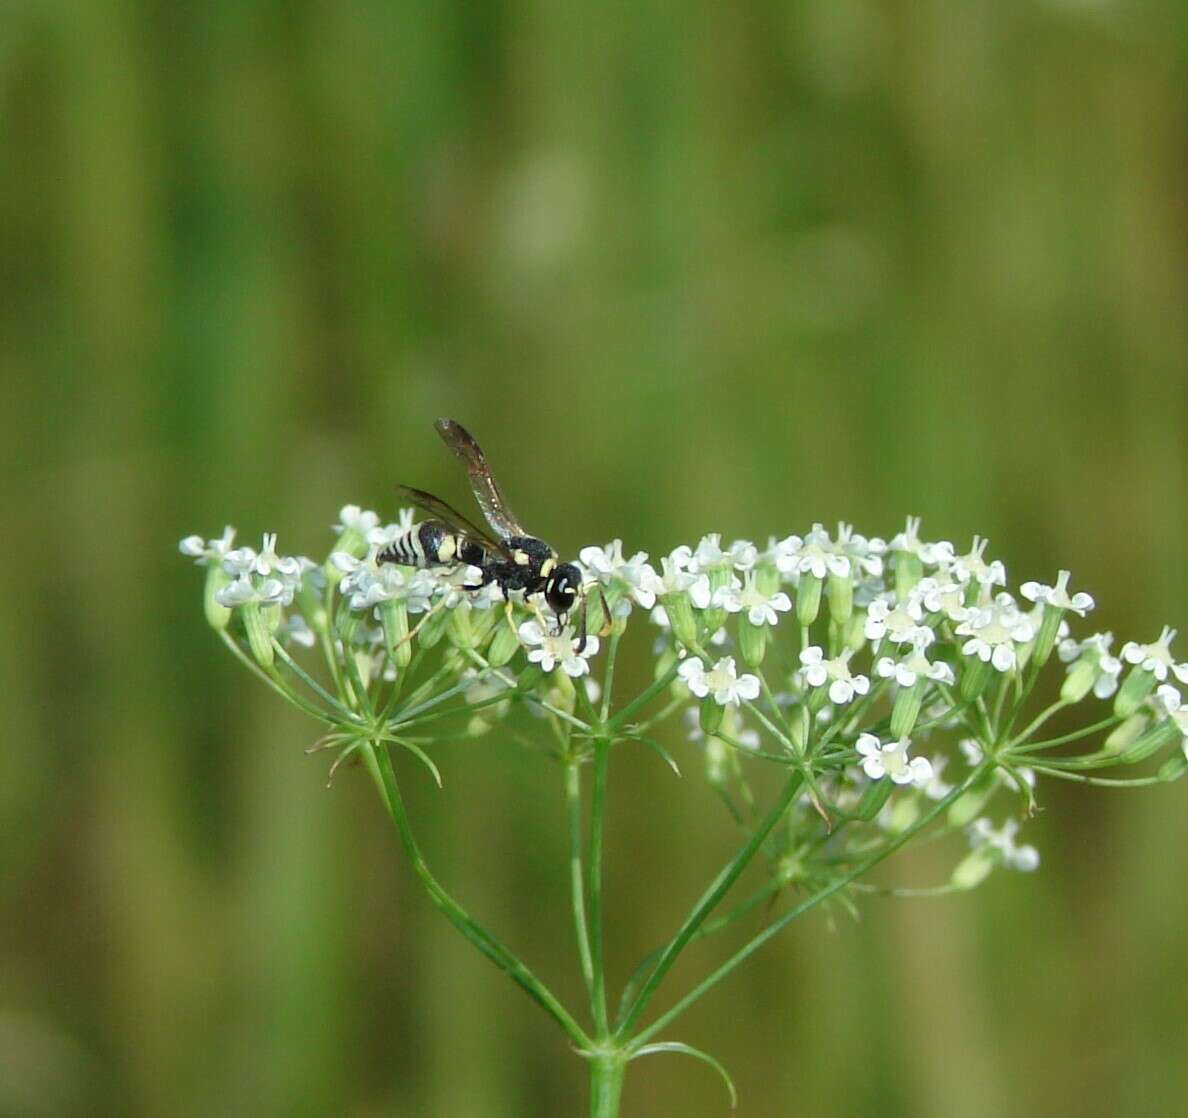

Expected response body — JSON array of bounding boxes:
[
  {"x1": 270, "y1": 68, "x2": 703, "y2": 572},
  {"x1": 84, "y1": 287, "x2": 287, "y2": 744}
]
[
  {"x1": 588, "y1": 739, "x2": 612, "y2": 1037},
  {"x1": 588, "y1": 1052, "x2": 626, "y2": 1118}
]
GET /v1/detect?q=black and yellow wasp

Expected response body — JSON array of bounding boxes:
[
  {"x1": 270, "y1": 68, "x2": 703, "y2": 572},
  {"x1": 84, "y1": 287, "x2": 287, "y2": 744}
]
[{"x1": 379, "y1": 419, "x2": 599, "y2": 640}]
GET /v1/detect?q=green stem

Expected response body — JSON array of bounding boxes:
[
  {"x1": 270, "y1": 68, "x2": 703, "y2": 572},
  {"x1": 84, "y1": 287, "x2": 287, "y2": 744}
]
[
  {"x1": 615, "y1": 770, "x2": 805, "y2": 1037},
  {"x1": 606, "y1": 660, "x2": 681, "y2": 733},
  {"x1": 588, "y1": 1051, "x2": 626, "y2": 1118},
  {"x1": 600, "y1": 631, "x2": 622, "y2": 723},
  {"x1": 628, "y1": 761, "x2": 993, "y2": 1047},
  {"x1": 219, "y1": 632, "x2": 340, "y2": 727},
  {"x1": 271, "y1": 640, "x2": 357, "y2": 719},
  {"x1": 1012, "y1": 715, "x2": 1121, "y2": 754},
  {"x1": 589, "y1": 740, "x2": 612, "y2": 1037},
  {"x1": 566, "y1": 759, "x2": 597, "y2": 1014},
  {"x1": 367, "y1": 742, "x2": 590, "y2": 1050}
]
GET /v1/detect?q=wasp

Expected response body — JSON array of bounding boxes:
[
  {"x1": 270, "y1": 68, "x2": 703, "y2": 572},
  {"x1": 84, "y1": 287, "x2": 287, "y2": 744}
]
[{"x1": 379, "y1": 419, "x2": 603, "y2": 644}]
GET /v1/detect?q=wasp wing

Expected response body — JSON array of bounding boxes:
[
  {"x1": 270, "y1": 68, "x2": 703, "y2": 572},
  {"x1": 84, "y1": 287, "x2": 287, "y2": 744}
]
[
  {"x1": 434, "y1": 418, "x2": 528, "y2": 539},
  {"x1": 394, "y1": 485, "x2": 515, "y2": 561}
]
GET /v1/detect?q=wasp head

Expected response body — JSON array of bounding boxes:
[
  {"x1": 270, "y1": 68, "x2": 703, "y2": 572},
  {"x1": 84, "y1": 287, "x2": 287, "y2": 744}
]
[{"x1": 544, "y1": 562, "x2": 582, "y2": 622}]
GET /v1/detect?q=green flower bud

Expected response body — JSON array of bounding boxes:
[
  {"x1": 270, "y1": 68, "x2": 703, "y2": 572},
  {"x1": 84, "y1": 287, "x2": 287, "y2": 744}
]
[
  {"x1": 1105, "y1": 712, "x2": 1149, "y2": 752},
  {"x1": 827, "y1": 569, "x2": 853, "y2": 625},
  {"x1": 203, "y1": 565, "x2": 233, "y2": 631},
  {"x1": 1158, "y1": 754, "x2": 1188, "y2": 782},
  {"x1": 1115, "y1": 718, "x2": 1180, "y2": 765},
  {"x1": 1061, "y1": 658, "x2": 1097, "y2": 704},
  {"x1": 380, "y1": 599, "x2": 412, "y2": 668},
  {"x1": 951, "y1": 847, "x2": 996, "y2": 890},
  {"x1": 1114, "y1": 667, "x2": 1156, "y2": 718},
  {"x1": 1030, "y1": 603, "x2": 1064, "y2": 669},
  {"x1": 890, "y1": 682, "x2": 924, "y2": 738},
  {"x1": 738, "y1": 616, "x2": 767, "y2": 669},
  {"x1": 843, "y1": 610, "x2": 867, "y2": 654},
  {"x1": 883, "y1": 795, "x2": 920, "y2": 835},
  {"x1": 959, "y1": 656, "x2": 993, "y2": 702},
  {"x1": 447, "y1": 601, "x2": 474, "y2": 649},
  {"x1": 548, "y1": 670, "x2": 576, "y2": 713},
  {"x1": 788, "y1": 704, "x2": 809, "y2": 754},
  {"x1": 418, "y1": 606, "x2": 450, "y2": 649},
  {"x1": 486, "y1": 621, "x2": 521, "y2": 667},
  {"x1": 854, "y1": 776, "x2": 893, "y2": 821},
  {"x1": 584, "y1": 590, "x2": 607, "y2": 637},
  {"x1": 334, "y1": 599, "x2": 360, "y2": 643},
  {"x1": 242, "y1": 602, "x2": 275, "y2": 668},
  {"x1": 702, "y1": 568, "x2": 734, "y2": 632},
  {"x1": 699, "y1": 696, "x2": 724, "y2": 736},
  {"x1": 796, "y1": 573, "x2": 822, "y2": 627},
  {"x1": 517, "y1": 664, "x2": 545, "y2": 692},
  {"x1": 894, "y1": 552, "x2": 923, "y2": 598},
  {"x1": 948, "y1": 773, "x2": 995, "y2": 828},
  {"x1": 470, "y1": 607, "x2": 499, "y2": 648},
  {"x1": 755, "y1": 562, "x2": 781, "y2": 597},
  {"x1": 663, "y1": 591, "x2": 699, "y2": 648}
]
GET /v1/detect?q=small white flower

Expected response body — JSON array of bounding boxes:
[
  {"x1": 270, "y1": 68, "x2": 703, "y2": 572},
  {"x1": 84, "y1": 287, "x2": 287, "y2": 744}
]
[
  {"x1": 1020, "y1": 570, "x2": 1094, "y2": 617},
  {"x1": 678, "y1": 655, "x2": 760, "y2": 707},
  {"x1": 251, "y1": 532, "x2": 303, "y2": 582},
  {"x1": 656, "y1": 547, "x2": 713, "y2": 607},
  {"x1": 864, "y1": 595, "x2": 931, "y2": 646},
  {"x1": 875, "y1": 643, "x2": 956, "y2": 688},
  {"x1": 367, "y1": 509, "x2": 417, "y2": 551},
  {"x1": 579, "y1": 540, "x2": 664, "y2": 611},
  {"x1": 1121, "y1": 626, "x2": 1188, "y2": 684},
  {"x1": 1058, "y1": 632, "x2": 1123, "y2": 698},
  {"x1": 179, "y1": 526, "x2": 237, "y2": 565},
  {"x1": 713, "y1": 572, "x2": 792, "y2": 627},
  {"x1": 951, "y1": 537, "x2": 1006, "y2": 590},
  {"x1": 888, "y1": 515, "x2": 954, "y2": 567},
  {"x1": 517, "y1": 620, "x2": 600, "y2": 677},
  {"x1": 1153, "y1": 687, "x2": 1188, "y2": 760},
  {"x1": 334, "y1": 505, "x2": 380, "y2": 535},
  {"x1": 216, "y1": 574, "x2": 288, "y2": 608},
  {"x1": 914, "y1": 574, "x2": 970, "y2": 622},
  {"x1": 855, "y1": 733, "x2": 933, "y2": 786},
  {"x1": 956, "y1": 595, "x2": 1034, "y2": 672},
  {"x1": 726, "y1": 539, "x2": 759, "y2": 571},
  {"x1": 968, "y1": 818, "x2": 1039, "y2": 872},
  {"x1": 783, "y1": 523, "x2": 852, "y2": 580},
  {"x1": 799, "y1": 646, "x2": 870, "y2": 705},
  {"x1": 833, "y1": 522, "x2": 886, "y2": 579}
]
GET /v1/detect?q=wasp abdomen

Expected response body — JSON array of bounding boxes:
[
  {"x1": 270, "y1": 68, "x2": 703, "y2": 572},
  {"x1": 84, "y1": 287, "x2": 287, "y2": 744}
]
[{"x1": 378, "y1": 520, "x2": 461, "y2": 568}]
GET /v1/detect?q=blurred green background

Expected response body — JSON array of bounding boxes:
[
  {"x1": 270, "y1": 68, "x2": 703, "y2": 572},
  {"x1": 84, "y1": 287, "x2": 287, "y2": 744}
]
[{"x1": 3, "y1": 1, "x2": 1188, "y2": 1115}]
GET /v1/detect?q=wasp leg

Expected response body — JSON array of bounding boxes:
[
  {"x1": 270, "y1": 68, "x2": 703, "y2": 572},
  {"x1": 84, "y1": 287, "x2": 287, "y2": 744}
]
[{"x1": 383, "y1": 597, "x2": 448, "y2": 659}]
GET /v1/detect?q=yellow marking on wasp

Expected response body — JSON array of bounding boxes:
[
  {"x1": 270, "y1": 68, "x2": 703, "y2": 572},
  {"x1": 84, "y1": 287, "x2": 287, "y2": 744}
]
[
  {"x1": 540, "y1": 557, "x2": 556, "y2": 577},
  {"x1": 438, "y1": 536, "x2": 458, "y2": 562},
  {"x1": 513, "y1": 549, "x2": 530, "y2": 566}
]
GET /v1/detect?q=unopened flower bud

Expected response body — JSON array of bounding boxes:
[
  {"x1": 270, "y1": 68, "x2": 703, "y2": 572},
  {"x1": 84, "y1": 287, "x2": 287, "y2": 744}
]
[
  {"x1": 699, "y1": 695, "x2": 724, "y2": 736},
  {"x1": 1030, "y1": 604, "x2": 1064, "y2": 669},
  {"x1": 948, "y1": 773, "x2": 995, "y2": 828},
  {"x1": 486, "y1": 621, "x2": 520, "y2": 667},
  {"x1": 1158, "y1": 754, "x2": 1188, "y2": 782},
  {"x1": 418, "y1": 606, "x2": 450, "y2": 649},
  {"x1": 701, "y1": 569, "x2": 734, "y2": 632},
  {"x1": 663, "y1": 591, "x2": 699, "y2": 648},
  {"x1": 204, "y1": 566, "x2": 233, "y2": 631},
  {"x1": 447, "y1": 600, "x2": 474, "y2": 649},
  {"x1": 380, "y1": 600, "x2": 412, "y2": 668},
  {"x1": 854, "y1": 777, "x2": 893, "y2": 821},
  {"x1": 242, "y1": 602, "x2": 275, "y2": 668},
  {"x1": 894, "y1": 552, "x2": 923, "y2": 598},
  {"x1": 1105, "y1": 712, "x2": 1148, "y2": 753},
  {"x1": 755, "y1": 562, "x2": 781, "y2": 597},
  {"x1": 951, "y1": 847, "x2": 996, "y2": 890},
  {"x1": 738, "y1": 615, "x2": 767, "y2": 669},
  {"x1": 827, "y1": 569, "x2": 853, "y2": 625},
  {"x1": 1061, "y1": 657, "x2": 1097, "y2": 704},
  {"x1": 796, "y1": 573, "x2": 822, "y2": 627},
  {"x1": 1115, "y1": 718, "x2": 1180, "y2": 765},
  {"x1": 959, "y1": 656, "x2": 992, "y2": 702},
  {"x1": 890, "y1": 682, "x2": 924, "y2": 738},
  {"x1": 1114, "y1": 667, "x2": 1156, "y2": 718}
]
